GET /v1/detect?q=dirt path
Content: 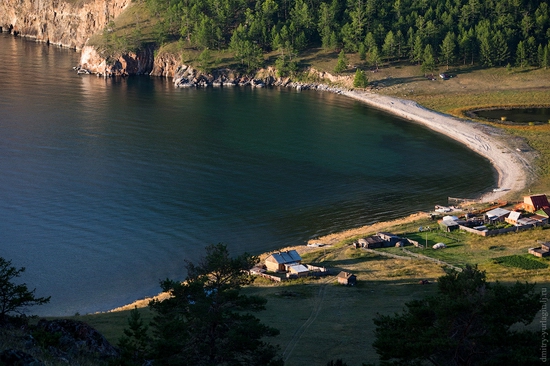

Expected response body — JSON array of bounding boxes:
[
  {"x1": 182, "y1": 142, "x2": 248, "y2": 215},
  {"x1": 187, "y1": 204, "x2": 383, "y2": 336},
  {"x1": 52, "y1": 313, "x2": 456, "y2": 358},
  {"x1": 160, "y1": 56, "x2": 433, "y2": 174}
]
[{"x1": 282, "y1": 282, "x2": 329, "y2": 362}]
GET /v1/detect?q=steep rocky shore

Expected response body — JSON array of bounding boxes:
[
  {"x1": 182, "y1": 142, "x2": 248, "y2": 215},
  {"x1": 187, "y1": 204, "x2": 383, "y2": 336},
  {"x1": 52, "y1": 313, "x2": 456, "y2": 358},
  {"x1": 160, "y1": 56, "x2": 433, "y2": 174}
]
[{"x1": 0, "y1": 0, "x2": 130, "y2": 49}]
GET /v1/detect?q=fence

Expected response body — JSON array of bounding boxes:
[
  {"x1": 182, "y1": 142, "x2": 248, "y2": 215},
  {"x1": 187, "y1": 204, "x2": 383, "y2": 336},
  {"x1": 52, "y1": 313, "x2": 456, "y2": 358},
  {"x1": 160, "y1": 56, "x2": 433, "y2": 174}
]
[
  {"x1": 256, "y1": 273, "x2": 284, "y2": 282},
  {"x1": 459, "y1": 224, "x2": 534, "y2": 237}
]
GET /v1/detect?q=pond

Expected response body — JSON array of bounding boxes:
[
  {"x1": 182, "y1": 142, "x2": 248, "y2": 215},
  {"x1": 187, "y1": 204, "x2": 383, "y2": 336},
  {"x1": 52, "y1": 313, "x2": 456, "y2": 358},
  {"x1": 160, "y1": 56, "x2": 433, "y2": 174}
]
[{"x1": 471, "y1": 107, "x2": 550, "y2": 124}]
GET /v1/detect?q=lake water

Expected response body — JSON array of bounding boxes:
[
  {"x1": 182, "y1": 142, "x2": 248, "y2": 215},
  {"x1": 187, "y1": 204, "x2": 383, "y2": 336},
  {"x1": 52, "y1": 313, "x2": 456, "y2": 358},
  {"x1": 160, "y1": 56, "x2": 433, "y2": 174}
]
[{"x1": 0, "y1": 34, "x2": 496, "y2": 316}]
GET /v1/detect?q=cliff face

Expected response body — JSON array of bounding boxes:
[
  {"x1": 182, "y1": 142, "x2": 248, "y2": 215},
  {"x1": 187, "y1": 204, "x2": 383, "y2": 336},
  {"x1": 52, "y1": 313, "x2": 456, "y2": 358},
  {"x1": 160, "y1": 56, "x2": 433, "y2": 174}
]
[
  {"x1": 80, "y1": 45, "x2": 155, "y2": 76},
  {"x1": 0, "y1": 0, "x2": 130, "y2": 49}
]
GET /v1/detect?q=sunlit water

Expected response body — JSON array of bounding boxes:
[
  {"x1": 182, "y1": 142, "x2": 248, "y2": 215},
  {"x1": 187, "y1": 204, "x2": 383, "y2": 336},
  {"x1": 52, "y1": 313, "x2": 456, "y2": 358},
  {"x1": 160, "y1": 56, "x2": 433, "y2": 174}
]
[{"x1": 0, "y1": 34, "x2": 496, "y2": 315}]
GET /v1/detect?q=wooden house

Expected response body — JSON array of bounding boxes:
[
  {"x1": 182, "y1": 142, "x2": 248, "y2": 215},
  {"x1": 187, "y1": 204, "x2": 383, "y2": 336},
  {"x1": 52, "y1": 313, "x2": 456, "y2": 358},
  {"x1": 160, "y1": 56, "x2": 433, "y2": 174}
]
[
  {"x1": 377, "y1": 232, "x2": 402, "y2": 246},
  {"x1": 361, "y1": 235, "x2": 386, "y2": 249},
  {"x1": 286, "y1": 264, "x2": 310, "y2": 278},
  {"x1": 439, "y1": 216, "x2": 464, "y2": 232},
  {"x1": 337, "y1": 271, "x2": 357, "y2": 286},
  {"x1": 505, "y1": 211, "x2": 522, "y2": 225},
  {"x1": 529, "y1": 242, "x2": 550, "y2": 258},
  {"x1": 523, "y1": 194, "x2": 550, "y2": 213},
  {"x1": 485, "y1": 208, "x2": 510, "y2": 223},
  {"x1": 265, "y1": 250, "x2": 302, "y2": 272}
]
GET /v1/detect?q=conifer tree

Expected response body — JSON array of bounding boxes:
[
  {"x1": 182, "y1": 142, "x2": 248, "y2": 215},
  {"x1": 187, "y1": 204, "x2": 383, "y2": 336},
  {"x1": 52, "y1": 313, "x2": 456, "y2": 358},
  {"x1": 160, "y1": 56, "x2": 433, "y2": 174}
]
[
  {"x1": 149, "y1": 244, "x2": 282, "y2": 366},
  {"x1": 421, "y1": 44, "x2": 436, "y2": 76},
  {"x1": 440, "y1": 31, "x2": 456, "y2": 70},
  {"x1": 373, "y1": 265, "x2": 540, "y2": 364},
  {"x1": 353, "y1": 68, "x2": 369, "y2": 88},
  {"x1": 0, "y1": 257, "x2": 50, "y2": 323},
  {"x1": 334, "y1": 50, "x2": 348, "y2": 73}
]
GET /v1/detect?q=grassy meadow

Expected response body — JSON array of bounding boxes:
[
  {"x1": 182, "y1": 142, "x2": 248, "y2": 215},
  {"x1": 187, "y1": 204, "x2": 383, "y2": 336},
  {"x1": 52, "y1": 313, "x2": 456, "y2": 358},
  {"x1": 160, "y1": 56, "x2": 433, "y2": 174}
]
[{"x1": 70, "y1": 213, "x2": 550, "y2": 365}]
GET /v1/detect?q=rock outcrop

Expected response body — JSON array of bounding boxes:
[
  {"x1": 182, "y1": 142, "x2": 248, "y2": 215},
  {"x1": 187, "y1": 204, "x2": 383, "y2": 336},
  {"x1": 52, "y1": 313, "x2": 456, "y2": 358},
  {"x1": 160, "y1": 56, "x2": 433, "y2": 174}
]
[
  {"x1": 0, "y1": 0, "x2": 130, "y2": 49},
  {"x1": 36, "y1": 319, "x2": 119, "y2": 358},
  {"x1": 79, "y1": 44, "x2": 155, "y2": 76}
]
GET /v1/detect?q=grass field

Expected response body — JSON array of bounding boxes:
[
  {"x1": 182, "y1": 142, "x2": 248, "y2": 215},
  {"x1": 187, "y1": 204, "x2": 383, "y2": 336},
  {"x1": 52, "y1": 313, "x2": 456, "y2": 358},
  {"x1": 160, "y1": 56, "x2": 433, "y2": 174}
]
[{"x1": 69, "y1": 218, "x2": 550, "y2": 365}]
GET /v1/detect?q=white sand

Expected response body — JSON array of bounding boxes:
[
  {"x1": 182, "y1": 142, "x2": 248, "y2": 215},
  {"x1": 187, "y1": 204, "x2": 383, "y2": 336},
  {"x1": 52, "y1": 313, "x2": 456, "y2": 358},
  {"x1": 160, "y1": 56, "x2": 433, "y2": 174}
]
[{"x1": 341, "y1": 90, "x2": 535, "y2": 202}]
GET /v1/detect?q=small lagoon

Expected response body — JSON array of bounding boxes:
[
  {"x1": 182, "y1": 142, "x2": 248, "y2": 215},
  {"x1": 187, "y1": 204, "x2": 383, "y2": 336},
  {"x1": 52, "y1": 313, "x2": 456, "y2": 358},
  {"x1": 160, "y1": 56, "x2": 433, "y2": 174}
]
[{"x1": 473, "y1": 107, "x2": 550, "y2": 124}]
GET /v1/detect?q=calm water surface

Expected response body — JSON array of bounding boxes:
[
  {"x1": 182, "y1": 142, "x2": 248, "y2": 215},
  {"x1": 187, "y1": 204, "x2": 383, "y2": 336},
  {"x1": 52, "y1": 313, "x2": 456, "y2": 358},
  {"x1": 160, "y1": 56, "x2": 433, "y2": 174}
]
[
  {"x1": 0, "y1": 34, "x2": 496, "y2": 315},
  {"x1": 474, "y1": 107, "x2": 550, "y2": 123}
]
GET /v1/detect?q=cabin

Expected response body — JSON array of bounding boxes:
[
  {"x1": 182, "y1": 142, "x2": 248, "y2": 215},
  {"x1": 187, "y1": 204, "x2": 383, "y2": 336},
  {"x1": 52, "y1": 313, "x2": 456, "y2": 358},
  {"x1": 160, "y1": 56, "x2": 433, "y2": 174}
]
[
  {"x1": 529, "y1": 242, "x2": 550, "y2": 258},
  {"x1": 485, "y1": 208, "x2": 511, "y2": 223},
  {"x1": 286, "y1": 263, "x2": 310, "y2": 278},
  {"x1": 523, "y1": 194, "x2": 550, "y2": 213},
  {"x1": 440, "y1": 220, "x2": 459, "y2": 232},
  {"x1": 439, "y1": 215, "x2": 465, "y2": 232},
  {"x1": 360, "y1": 235, "x2": 386, "y2": 249},
  {"x1": 377, "y1": 232, "x2": 403, "y2": 246},
  {"x1": 264, "y1": 250, "x2": 302, "y2": 272},
  {"x1": 337, "y1": 271, "x2": 357, "y2": 286},
  {"x1": 505, "y1": 211, "x2": 522, "y2": 225}
]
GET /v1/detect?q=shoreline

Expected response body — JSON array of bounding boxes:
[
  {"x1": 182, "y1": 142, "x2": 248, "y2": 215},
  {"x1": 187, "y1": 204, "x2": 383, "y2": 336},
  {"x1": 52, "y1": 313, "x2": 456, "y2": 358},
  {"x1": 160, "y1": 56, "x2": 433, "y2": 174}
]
[
  {"x1": 340, "y1": 89, "x2": 534, "y2": 203},
  {"x1": 107, "y1": 88, "x2": 536, "y2": 313}
]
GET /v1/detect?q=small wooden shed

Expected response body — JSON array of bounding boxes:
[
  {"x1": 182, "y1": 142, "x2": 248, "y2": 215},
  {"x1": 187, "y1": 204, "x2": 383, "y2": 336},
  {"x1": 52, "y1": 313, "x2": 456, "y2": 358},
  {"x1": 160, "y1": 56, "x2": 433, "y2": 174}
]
[{"x1": 337, "y1": 271, "x2": 357, "y2": 286}]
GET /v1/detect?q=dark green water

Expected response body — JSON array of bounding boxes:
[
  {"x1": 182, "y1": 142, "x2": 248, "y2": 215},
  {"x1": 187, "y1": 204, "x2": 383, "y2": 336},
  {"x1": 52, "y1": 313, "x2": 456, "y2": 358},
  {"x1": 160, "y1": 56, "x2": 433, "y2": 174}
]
[
  {"x1": 474, "y1": 107, "x2": 550, "y2": 123},
  {"x1": 0, "y1": 34, "x2": 496, "y2": 315}
]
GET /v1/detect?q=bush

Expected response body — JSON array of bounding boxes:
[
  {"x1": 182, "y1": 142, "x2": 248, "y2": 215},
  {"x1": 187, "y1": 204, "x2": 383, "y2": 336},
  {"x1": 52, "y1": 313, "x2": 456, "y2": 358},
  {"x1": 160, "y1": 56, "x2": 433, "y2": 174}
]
[{"x1": 493, "y1": 255, "x2": 548, "y2": 270}]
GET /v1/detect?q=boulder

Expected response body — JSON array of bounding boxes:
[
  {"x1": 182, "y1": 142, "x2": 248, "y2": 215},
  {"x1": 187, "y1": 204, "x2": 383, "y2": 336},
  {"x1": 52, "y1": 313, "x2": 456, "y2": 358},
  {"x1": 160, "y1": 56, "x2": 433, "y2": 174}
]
[
  {"x1": 36, "y1": 319, "x2": 118, "y2": 358},
  {"x1": 0, "y1": 349, "x2": 44, "y2": 366}
]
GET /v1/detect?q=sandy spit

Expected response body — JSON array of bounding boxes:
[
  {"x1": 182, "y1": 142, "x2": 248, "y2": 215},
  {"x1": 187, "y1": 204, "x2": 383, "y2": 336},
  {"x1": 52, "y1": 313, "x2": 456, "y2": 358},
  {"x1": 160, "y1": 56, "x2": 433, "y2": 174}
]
[{"x1": 341, "y1": 90, "x2": 535, "y2": 202}]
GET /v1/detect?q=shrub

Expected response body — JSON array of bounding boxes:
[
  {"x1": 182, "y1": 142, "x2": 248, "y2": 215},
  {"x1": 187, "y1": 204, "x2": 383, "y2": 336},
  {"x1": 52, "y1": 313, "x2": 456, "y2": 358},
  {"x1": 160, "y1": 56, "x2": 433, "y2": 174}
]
[{"x1": 492, "y1": 255, "x2": 548, "y2": 270}]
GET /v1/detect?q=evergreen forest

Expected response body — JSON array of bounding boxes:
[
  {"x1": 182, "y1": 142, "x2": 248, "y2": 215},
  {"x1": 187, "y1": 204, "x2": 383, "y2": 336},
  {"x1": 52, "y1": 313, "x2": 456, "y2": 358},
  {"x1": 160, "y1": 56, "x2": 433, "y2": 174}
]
[{"x1": 144, "y1": 0, "x2": 550, "y2": 72}]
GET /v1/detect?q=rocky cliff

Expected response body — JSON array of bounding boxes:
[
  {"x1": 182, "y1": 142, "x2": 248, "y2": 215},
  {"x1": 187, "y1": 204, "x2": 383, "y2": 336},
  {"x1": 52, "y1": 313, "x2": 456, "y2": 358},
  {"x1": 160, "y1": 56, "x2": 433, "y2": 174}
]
[
  {"x1": 0, "y1": 0, "x2": 130, "y2": 49},
  {"x1": 1, "y1": 0, "x2": 350, "y2": 87},
  {"x1": 79, "y1": 44, "x2": 155, "y2": 76}
]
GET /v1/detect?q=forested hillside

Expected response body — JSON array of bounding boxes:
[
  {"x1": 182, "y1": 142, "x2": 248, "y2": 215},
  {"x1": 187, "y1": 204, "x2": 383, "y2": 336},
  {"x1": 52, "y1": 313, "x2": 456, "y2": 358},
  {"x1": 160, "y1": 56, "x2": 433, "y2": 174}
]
[{"x1": 142, "y1": 0, "x2": 550, "y2": 73}]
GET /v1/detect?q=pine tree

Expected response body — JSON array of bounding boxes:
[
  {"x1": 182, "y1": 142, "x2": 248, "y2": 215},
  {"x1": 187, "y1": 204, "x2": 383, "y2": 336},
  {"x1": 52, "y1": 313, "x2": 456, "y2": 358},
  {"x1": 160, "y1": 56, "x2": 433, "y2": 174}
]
[
  {"x1": 373, "y1": 266, "x2": 541, "y2": 365},
  {"x1": 149, "y1": 244, "x2": 283, "y2": 366},
  {"x1": 382, "y1": 30, "x2": 396, "y2": 60},
  {"x1": 492, "y1": 31, "x2": 509, "y2": 66},
  {"x1": 334, "y1": 50, "x2": 348, "y2": 73},
  {"x1": 440, "y1": 31, "x2": 456, "y2": 70},
  {"x1": 542, "y1": 44, "x2": 550, "y2": 69},
  {"x1": 421, "y1": 44, "x2": 436, "y2": 76},
  {"x1": 516, "y1": 40, "x2": 528, "y2": 68},
  {"x1": 358, "y1": 43, "x2": 367, "y2": 60},
  {"x1": 0, "y1": 257, "x2": 50, "y2": 323},
  {"x1": 353, "y1": 68, "x2": 369, "y2": 88},
  {"x1": 411, "y1": 35, "x2": 424, "y2": 65},
  {"x1": 369, "y1": 45, "x2": 381, "y2": 71}
]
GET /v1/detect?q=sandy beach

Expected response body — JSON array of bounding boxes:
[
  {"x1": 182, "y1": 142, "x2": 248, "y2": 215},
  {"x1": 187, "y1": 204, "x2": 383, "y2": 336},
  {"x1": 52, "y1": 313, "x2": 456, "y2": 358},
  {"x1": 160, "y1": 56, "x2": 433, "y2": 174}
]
[{"x1": 341, "y1": 90, "x2": 535, "y2": 203}]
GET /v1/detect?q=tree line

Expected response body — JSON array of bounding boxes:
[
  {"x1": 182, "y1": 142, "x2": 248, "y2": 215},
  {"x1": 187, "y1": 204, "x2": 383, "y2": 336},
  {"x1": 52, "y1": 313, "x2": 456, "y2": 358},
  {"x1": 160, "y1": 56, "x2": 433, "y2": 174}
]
[{"x1": 144, "y1": 0, "x2": 550, "y2": 73}]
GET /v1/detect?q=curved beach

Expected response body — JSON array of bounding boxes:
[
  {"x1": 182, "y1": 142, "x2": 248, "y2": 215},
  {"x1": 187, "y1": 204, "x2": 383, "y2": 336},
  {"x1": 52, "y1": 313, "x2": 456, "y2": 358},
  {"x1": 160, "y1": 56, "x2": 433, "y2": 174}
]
[
  {"x1": 109, "y1": 90, "x2": 537, "y2": 312},
  {"x1": 341, "y1": 89, "x2": 534, "y2": 202}
]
